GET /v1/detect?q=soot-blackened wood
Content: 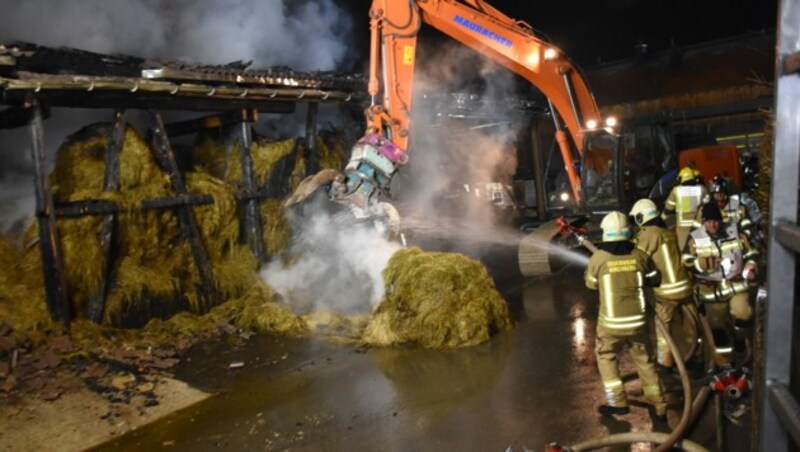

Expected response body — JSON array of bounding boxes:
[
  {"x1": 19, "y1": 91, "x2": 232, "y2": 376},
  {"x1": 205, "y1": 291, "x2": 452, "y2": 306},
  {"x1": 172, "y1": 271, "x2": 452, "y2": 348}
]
[
  {"x1": 149, "y1": 110, "x2": 218, "y2": 312},
  {"x1": 86, "y1": 110, "x2": 127, "y2": 323},
  {"x1": 236, "y1": 113, "x2": 266, "y2": 262},
  {"x1": 55, "y1": 194, "x2": 215, "y2": 217},
  {"x1": 305, "y1": 102, "x2": 319, "y2": 175},
  {"x1": 28, "y1": 96, "x2": 70, "y2": 326}
]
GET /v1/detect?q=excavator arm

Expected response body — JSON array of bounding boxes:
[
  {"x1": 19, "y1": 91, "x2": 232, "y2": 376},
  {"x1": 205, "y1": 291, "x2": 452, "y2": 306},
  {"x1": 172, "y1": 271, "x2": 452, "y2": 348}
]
[
  {"x1": 288, "y1": 0, "x2": 615, "y2": 230},
  {"x1": 367, "y1": 0, "x2": 609, "y2": 203}
]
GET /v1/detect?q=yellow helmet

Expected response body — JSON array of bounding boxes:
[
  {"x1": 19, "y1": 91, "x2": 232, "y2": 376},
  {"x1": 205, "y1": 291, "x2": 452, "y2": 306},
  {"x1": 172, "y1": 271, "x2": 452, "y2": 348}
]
[
  {"x1": 630, "y1": 198, "x2": 659, "y2": 226},
  {"x1": 600, "y1": 211, "x2": 631, "y2": 242},
  {"x1": 678, "y1": 167, "x2": 699, "y2": 184}
]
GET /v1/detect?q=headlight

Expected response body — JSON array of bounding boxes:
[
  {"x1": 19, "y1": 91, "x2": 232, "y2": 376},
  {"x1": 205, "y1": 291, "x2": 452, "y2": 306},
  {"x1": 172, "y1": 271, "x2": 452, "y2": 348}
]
[
  {"x1": 585, "y1": 119, "x2": 598, "y2": 129},
  {"x1": 604, "y1": 116, "x2": 617, "y2": 127},
  {"x1": 559, "y1": 192, "x2": 570, "y2": 202}
]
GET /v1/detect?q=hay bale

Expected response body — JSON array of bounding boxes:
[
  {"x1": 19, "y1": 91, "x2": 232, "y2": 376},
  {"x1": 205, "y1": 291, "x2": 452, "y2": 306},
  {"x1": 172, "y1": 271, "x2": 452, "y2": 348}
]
[
  {"x1": 362, "y1": 248, "x2": 513, "y2": 349},
  {"x1": 69, "y1": 281, "x2": 307, "y2": 355},
  {"x1": 7, "y1": 123, "x2": 353, "y2": 334},
  {"x1": 315, "y1": 133, "x2": 347, "y2": 171},
  {"x1": 0, "y1": 235, "x2": 53, "y2": 342},
  {"x1": 51, "y1": 124, "x2": 166, "y2": 200}
]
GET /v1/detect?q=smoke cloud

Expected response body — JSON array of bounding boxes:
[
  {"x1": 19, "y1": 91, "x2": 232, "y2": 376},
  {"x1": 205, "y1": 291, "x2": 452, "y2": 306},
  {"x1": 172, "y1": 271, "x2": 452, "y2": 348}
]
[
  {"x1": 0, "y1": 0, "x2": 356, "y2": 234},
  {"x1": 261, "y1": 197, "x2": 401, "y2": 314},
  {"x1": 391, "y1": 41, "x2": 525, "y2": 254},
  {"x1": 0, "y1": 0, "x2": 353, "y2": 71}
]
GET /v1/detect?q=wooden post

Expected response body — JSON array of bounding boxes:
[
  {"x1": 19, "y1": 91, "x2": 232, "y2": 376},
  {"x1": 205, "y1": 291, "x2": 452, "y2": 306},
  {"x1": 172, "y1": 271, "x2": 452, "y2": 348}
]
[
  {"x1": 236, "y1": 109, "x2": 266, "y2": 262},
  {"x1": 149, "y1": 110, "x2": 218, "y2": 312},
  {"x1": 28, "y1": 96, "x2": 70, "y2": 326},
  {"x1": 305, "y1": 102, "x2": 319, "y2": 175},
  {"x1": 85, "y1": 110, "x2": 126, "y2": 323}
]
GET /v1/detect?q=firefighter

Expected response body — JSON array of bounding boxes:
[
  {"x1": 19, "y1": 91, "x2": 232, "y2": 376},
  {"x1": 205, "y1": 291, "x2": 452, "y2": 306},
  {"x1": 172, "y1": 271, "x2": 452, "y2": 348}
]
[
  {"x1": 630, "y1": 198, "x2": 694, "y2": 370},
  {"x1": 691, "y1": 175, "x2": 752, "y2": 233},
  {"x1": 662, "y1": 166, "x2": 709, "y2": 250},
  {"x1": 683, "y1": 202, "x2": 759, "y2": 366},
  {"x1": 584, "y1": 211, "x2": 668, "y2": 421}
]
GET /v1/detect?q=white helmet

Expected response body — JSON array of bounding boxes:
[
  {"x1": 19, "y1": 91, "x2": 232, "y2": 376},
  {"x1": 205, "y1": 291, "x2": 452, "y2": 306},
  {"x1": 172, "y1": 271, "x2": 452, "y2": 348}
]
[
  {"x1": 629, "y1": 198, "x2": 659, "y2": 226},
  {"x1": 600, "y1": 211, "x2": 631, "y2": 242}
]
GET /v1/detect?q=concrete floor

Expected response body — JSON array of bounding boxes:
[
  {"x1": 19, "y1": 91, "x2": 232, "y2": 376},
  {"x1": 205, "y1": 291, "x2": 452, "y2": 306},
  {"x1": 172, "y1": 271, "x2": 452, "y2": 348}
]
[{"x1": 93, "y1": 233, "x2": 748, "y2": 451}]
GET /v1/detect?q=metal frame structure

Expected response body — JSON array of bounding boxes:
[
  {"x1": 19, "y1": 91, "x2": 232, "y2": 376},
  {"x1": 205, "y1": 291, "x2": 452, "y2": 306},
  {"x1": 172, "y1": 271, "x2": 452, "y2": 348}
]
[{"x1": 759, "y1": 0, "x2": 800, "y2": 449}]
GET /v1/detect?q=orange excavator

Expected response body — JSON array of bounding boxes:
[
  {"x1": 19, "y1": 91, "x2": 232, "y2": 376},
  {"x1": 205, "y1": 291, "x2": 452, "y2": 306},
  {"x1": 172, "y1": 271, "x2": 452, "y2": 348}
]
[{"x1": 285, "y1": 0, "x2": 623, "y2": 270}]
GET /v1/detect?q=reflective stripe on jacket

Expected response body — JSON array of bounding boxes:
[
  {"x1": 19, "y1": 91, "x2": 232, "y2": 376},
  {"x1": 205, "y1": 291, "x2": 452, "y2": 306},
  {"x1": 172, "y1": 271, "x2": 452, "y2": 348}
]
[
  {"x1": 683, "y1": 223, "x2": 758, "y2": 283},
  {"x1": 664, "y1": 185, "x2": 709, "y2": 227},
  {"x1": 585, "y1": 248, "x2": 653, "y2": 330},
  {"x1": 634, "y1": 226, "x2": 692, "y2": 300}
]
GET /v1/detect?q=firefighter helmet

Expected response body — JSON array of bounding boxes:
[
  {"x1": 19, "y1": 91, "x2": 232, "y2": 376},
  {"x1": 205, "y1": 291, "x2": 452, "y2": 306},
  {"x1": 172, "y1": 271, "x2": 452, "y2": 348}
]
[
  {"x1": 678, "y1": 166, "x2": 700, "y2": 184},
  {"x1": 630, "y1": 198, "x2": 660, "y2": 226},
  {"x1": 600, "y1": 211, "x2": 632, "y2": 242},
  {"x1": 708, "y1": 175, "x2": 730, "y2": 195}
]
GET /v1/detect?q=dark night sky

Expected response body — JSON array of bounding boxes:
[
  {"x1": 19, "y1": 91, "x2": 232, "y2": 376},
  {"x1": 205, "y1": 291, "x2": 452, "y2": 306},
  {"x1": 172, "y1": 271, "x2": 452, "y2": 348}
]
[{"x1": 339, "y1": 0, "x2": 778, "y2": 67}]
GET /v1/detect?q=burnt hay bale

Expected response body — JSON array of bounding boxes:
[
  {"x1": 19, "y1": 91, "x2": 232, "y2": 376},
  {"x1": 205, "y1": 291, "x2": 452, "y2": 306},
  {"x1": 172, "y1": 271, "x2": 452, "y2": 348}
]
[{"x1": 363, "y1": 247, "x2": 514, "y2": 349}]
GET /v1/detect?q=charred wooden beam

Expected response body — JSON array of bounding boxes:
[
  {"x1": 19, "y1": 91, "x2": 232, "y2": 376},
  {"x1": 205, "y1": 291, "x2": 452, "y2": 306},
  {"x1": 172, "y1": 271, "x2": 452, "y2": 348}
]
[
  {"x1": 1, "y1": 73, "x2": 362, "y2": 107},
  {"x1": 141, "y1": 67, "x2": 363, "y2": 91},
  {"x1": 1, "y1": 89, "x2": 302, "y2": 113},
  {"x1": 236, "y1": 110, "x2": 267, "y2": 262},
  {"x1": 234, "y1": 189, "x2": 283, "y2": 201},
  {"x1": 149, "y1": 111, "x2": 218, "y2": 312},
  {"x1": 305, "y1": 102, "x2": 320, "y2": 175},
  {"x1": 85, "y1": 110, "x2": 126, "y2": 323},
  {"x1": 265, "y1": 140, "x2": 300, "y2": 198},
  {"x1": 55, "y1": 194, "x2": 215, "y2": 217},
  {"x1": 165, "y1": 108, "x2": 259, "y2": 137},
  {"x1": 28, "y1": 96, "x2": 70, "y2": 325}
]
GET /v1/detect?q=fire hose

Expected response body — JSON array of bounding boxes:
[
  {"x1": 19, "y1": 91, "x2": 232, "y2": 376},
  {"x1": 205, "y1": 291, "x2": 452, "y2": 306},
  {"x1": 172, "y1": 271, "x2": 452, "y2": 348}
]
[
  {"x1": 568, "y1": 314, "x2": 700, "y2": 452},
  {"x1": 551, "y1": 220, "x2": 717, "y2": 451}
]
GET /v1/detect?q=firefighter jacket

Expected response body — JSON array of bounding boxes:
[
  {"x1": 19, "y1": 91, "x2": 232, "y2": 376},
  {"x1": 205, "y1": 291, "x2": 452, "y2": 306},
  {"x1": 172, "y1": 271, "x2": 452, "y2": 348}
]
[
  {"x1": 584, "y1": 247, "x2": 657, "y2": 331},
  {"x1": 691, "y1": 195, "x2": 754, "y2": 235},
  {"x1": 663, "y1": 184, "x2": 709, "y2": 227},
  {"x1": 683, "y1": 223, "x2": 759, "y2": 302},
  {"x1": 633, "y1": 226, "x2": 692, "y2": 301}
]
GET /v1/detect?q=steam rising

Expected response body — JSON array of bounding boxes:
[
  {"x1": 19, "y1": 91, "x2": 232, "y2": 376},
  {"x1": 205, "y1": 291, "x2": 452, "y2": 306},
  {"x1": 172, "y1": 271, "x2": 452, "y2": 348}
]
[
  {"x1": 261, "y1": 198, "x2": 401, "y2": 314},
  {"x1": 392, "y1": 41, "x2": 524, "y2": 254}
]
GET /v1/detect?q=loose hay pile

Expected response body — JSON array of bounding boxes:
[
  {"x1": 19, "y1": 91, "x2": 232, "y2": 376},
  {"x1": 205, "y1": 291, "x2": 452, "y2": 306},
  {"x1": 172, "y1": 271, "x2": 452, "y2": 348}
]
[
  {"x1": 1, "y1": 120, "x2": 512, "y2": 360},
  {"x1": 363, "y1": 247, "x2": 514, "y2": 349}
]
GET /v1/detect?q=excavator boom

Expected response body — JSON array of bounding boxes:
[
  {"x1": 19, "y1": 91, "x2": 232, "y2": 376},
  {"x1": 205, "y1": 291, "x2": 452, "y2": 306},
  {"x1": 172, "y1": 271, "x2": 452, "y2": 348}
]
[
  {"x1": 288, "y1": 0, "x2": 615, "y2": 234},
  {"x1": 368, "y1": 0, "x2": 608, "y2": 202}
]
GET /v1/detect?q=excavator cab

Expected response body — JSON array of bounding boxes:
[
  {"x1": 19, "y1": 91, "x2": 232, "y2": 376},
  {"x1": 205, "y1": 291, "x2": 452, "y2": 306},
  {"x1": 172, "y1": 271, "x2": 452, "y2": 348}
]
[{"x1": 580, "y1": 130, "x2": 626, "y2": 216}]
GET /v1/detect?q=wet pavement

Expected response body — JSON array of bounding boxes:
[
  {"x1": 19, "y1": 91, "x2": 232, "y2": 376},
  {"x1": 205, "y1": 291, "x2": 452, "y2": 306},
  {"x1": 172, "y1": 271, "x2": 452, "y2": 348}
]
[{"x1": 93, "y1": 234, "x2": 748, "y2": 451}]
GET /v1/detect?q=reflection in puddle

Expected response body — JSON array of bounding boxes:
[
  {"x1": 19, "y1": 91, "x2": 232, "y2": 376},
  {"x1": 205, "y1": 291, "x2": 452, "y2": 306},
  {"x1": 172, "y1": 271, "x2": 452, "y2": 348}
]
[{"x1": 573, "y1": 317, "x2": 587, "y2": 355}]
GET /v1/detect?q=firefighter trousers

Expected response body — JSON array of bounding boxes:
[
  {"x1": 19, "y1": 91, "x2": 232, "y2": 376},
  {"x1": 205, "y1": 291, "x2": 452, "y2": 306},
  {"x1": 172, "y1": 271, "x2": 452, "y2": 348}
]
[
  {"x1": 595, "y1": 325, "x2": 668, "y2": 415},
  {"x1": 654, "y1": 296, "x2": 697, "y2": 368},
  {"x1": 703, "y1": 292, "x2": 752, "y2": 366}
]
